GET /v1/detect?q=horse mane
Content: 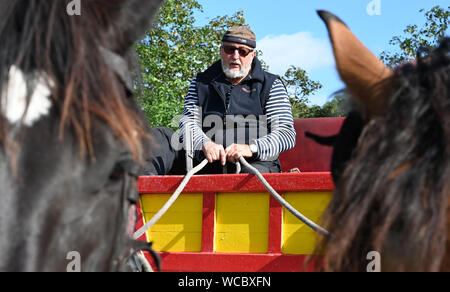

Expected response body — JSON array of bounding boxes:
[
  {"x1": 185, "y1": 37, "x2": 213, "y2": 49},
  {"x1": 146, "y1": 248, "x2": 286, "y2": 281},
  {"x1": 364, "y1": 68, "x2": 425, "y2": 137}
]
[
  {"x1": 0, "y1": 0, "x2": 147, "y2": 162},
  {"x1": 318, "y1": 38, "x2": 450, "y2": 272}
]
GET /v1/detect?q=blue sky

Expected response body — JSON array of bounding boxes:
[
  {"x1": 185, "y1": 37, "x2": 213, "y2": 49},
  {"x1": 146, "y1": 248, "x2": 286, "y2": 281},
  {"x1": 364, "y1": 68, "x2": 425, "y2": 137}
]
[{"x1": 194, "y1": 0, "x2": 449, "y2": 106}]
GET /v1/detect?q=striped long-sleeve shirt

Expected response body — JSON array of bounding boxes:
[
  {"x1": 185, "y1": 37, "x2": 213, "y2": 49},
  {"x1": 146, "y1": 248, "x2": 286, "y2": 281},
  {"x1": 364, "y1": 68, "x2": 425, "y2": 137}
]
[{"x1": 180, "y1": 78, "x2": 296, "y2": 161}]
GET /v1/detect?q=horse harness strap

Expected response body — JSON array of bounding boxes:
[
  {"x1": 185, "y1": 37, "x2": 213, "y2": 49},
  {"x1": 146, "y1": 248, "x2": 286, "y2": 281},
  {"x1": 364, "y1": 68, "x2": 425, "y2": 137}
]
[
  {"x1": 99, "y1": 46, "x2": 134, "y2": 95},
  {"x1": 97, "y1": 48, "x2": 159, "y2": 269},
  {"x1": 110, "y1": 168, "x2": 161, "y2": 272}
]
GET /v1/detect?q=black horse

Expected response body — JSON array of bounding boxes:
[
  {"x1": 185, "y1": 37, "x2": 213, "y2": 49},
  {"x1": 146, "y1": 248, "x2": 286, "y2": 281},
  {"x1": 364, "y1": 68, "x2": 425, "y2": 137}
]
[
  {"x1": 0, "y1": 0, "x2": 162, "y2": 271},
  {"x1": 313, "y1": 11, "x2": 450, "y2": 272}
]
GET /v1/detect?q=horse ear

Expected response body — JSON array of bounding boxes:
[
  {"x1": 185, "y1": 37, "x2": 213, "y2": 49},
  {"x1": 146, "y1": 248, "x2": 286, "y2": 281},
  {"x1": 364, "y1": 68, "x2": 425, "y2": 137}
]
[
  {"x1": 107, "y1": 0, "x2": 163, "y2": 54},
  {"x1": 317, "y1": 10, "x2": 393, "y2": 118}
]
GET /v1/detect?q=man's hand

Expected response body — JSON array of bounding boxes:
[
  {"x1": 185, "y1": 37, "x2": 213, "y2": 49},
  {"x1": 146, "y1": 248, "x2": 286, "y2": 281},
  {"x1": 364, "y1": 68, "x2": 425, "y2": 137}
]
[
  {"x1": 202, "y1": 141, "x2": 227, "y2": 165},
  {"x1": 225, "y1": 144, "x2": 253, "y2": 163}
]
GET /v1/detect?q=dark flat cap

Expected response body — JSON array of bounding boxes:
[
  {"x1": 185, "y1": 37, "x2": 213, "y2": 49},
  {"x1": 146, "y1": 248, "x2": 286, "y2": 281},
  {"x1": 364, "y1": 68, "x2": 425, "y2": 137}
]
[{"x1": 222, "y1": 25, "x2": 256, "y2": 48}]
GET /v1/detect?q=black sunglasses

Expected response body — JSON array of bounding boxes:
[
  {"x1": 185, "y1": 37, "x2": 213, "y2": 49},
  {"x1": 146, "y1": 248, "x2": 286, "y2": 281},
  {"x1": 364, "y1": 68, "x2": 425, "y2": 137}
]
[{"x1": 222, "y1": 45, "x2": 254, "y2": 57}]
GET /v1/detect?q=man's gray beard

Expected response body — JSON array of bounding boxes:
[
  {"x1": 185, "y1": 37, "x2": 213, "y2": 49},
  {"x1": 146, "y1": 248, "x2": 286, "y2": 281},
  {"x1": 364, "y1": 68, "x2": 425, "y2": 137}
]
[{"x1": 221, "y1": 60, "x2": 252, "y2": 79}]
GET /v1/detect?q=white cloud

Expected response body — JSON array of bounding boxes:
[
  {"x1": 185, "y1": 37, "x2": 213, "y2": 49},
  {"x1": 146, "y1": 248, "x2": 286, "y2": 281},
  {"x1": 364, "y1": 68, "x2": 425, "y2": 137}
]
[{"x1": 257, "y1": 31, "x2": 334, "y2": 75}]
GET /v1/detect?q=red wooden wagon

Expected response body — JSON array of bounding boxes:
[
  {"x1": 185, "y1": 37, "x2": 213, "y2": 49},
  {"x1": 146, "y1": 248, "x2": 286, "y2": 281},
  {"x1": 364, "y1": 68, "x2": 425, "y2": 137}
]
[{"x1": 136, "y1": 118, "x2": 344, "y2": 272}]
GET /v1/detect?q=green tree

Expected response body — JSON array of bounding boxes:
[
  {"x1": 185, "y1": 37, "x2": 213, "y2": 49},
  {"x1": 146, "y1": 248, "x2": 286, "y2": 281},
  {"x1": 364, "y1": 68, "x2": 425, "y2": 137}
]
[
  {"x1": 281, "y1": 65, "x2": 323, "y2": 119},
  {"x1": 380, "y1": 5, "x2": 449, "y2": 67},
  {"x1": 136, "y1": 0, "x2": 244, "y2": 128},
  {"x1": 137, "y1": 0, "x2": 324, "y2": 127},
  {"x1": 320, "y1": 91, "x2": 350, "y2": 117},
  {"x1": 318, "y1": 5, "x2": 450, "y2": 119}
]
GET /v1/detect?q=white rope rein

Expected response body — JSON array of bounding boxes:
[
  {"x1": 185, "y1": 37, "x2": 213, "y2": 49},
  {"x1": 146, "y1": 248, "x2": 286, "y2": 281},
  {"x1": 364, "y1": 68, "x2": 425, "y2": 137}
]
[
  {"x1": 237, "y1": 157, "x2": 330, "y2": 237},
  {"x1": 133, "y1": 158, "x2": 330, "y2": 240},
  {"x1": 133, "y1": 159, "x2": 209, "y2": 240}
]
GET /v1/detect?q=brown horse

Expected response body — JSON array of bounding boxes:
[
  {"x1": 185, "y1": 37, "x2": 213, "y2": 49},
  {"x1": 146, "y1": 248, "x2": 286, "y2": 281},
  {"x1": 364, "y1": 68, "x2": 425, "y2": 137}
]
[
  {"x1": 0, "y1": 0, "x2": 162, "y2": 271},
  {"x1": 315, "y1": 11, "x2": 450, "y2": 272}
]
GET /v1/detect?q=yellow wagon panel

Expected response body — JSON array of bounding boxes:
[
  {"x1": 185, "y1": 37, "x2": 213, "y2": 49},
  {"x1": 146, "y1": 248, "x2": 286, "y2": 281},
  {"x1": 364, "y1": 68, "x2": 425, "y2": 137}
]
[
  {"x1": 282, "y1": 192, "x2": 332, "y2": 255},
  {"x1": 215, "y1": 193, "x2": 270, "y2": 254},
  {"x1": 140, "y1": 193, "x2": 203, "y2": 252}
]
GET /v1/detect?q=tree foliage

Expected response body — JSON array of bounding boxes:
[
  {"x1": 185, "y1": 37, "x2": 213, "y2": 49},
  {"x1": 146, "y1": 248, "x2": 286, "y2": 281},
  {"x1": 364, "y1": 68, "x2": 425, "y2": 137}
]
[
  {"x1": 380, "y1": 5, "x2": 449, "y2": 67},
  {"x1": 323, "y1": 5, "x2": 450, "y2": 118},
  {"x1": 136, "y1": 0, "x2": 244, "y2": 127},
  {"x1": 282, "y1": 66, "x2": 323, "y2": 102},
  {"x1": 280, "y1": 65, "x2": 323, "y2": 119},
  {"x1": 136, "y1": 3, "x2": 449, "y2": 126},
  {"x1": 136, "y1": 0, "x2": 324, "y2": 127}
]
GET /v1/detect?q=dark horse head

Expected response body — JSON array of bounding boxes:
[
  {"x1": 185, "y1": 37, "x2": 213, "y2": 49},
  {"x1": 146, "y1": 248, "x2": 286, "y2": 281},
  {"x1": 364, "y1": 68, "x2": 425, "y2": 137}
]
[
  {"x1": 314, "y1": 11, "x2": 450, "y2": 272},
  {"x1": 0, "y1": 0, "x2": 162, "y2": 271}
]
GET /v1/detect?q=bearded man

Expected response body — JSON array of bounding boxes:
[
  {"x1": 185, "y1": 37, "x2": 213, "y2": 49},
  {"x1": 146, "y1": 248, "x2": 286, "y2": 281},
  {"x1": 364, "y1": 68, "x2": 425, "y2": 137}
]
[{"x1": 179, "y1": 25, "x2": 296, "y2": 174}]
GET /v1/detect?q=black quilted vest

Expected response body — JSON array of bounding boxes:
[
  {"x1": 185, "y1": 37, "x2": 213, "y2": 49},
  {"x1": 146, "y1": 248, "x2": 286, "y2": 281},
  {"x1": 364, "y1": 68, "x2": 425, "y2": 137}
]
[{"x1": 196, "y1": 57, "x2": 279, "y2": 148}]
